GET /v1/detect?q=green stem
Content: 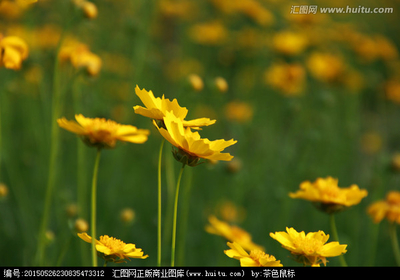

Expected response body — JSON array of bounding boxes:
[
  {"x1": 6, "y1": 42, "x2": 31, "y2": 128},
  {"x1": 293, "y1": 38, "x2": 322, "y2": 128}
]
[
  {"x1": 389, "y1": 222, "x2": 400, "y2": 266},
  {"x1": 329, "y1": 214, "x2": 347, "y2": 267},
  {"x1": 171, "y1": 164, "x2": 185, "y2": 267},
  {"x1": 157, "y1": 139, "x2": 165, "y2": 267},
  {"x1": 91, "y1": 149, "x2": 102, "y2": 267},
  {"x1": 35, "y1": 32, "x2": 65, "y2": 266}
]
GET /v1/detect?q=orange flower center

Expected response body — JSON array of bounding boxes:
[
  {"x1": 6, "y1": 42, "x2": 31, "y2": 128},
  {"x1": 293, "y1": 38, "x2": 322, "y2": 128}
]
[{"x1": 99, "y1": 235, "x2": 126, "y2": 251}]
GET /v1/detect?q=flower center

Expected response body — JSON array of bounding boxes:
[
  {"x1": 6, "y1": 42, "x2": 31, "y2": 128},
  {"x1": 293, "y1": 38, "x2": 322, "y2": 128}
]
[
  {"x1": 292, "y1": 236, "x2": 323, "y2": 255},
  {"x1": 99, "y1": 235, "x2": 126, "y2": 251}
]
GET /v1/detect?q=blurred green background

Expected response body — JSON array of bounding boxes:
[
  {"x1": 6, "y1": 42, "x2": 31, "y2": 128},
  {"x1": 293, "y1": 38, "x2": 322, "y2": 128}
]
[{"x1": 1, "y1": 0, "x2": 400, "y2": 267}]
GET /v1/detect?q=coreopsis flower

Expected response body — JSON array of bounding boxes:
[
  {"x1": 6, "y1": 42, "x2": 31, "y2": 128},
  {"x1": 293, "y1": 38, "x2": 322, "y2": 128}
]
[
  {"x1": 133, "y1": 85, "x2": 215, "y2": 129},
  {"x1": 59, "y1": 40, "x2": 101, "y2": 76},
  {"x1": 73, "y1": 0, "x2": 98, "y2": 19},
  {"x1": 270, "y1": 227, "x2": 347, "y2": 267},
  {"x1": 306, "y1": 52, "x2": 344, "y2": 83},
  {"x1": 188, "y1": 73, "x2": 203, "y2": 91},
  {"x1": 272, "y1": 31, "x2": 308, "y2": 56},
  {"x1": 205, "y1": 215, "x2": 263, "y2": 252},
  {"x1": 155, "y1": 111, "x2": 236, "y2": 165},
  {"x1": 225, "y1": 242, "x2": 282, "y2": 267},
  {"x1": 57, "y1": 114, "x2": 149, "y2": 149},
  {"x1": 224, "y1": 101, "x2": 253, "y2": 123},
  {"x1": 77, "y1": 232, "x2": 148, "y2": 263},
  {"x1": 0, "y1": 34, "x2": 28, "y2": 70},
  {"x1": 264, "y1": 62, "x2": 306, "y2": 96},
  {"x1": 289, "y1": 177, "x2": 368, "y2": 214},
  {"x1": 367, "y1": 191, "x2": 400, "y2": 224}
]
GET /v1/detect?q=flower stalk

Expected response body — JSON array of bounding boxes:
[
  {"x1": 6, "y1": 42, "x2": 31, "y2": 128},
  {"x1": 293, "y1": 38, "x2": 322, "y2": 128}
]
[
  {"x1": 389, "y1": 223, "x2": 400, "y2": 266},
  {"x1": 329, "y1": 214, "x2": 347, "y2": 267},
  {"x1": 171, "y1": 163, "x2": 185, "y2": 267},
  {"x1": 90, "y1": 148, "x2": 102, "y2": 267},
  {"x1": 157, "y1": 139, "x2": 165, "y2": 266}
]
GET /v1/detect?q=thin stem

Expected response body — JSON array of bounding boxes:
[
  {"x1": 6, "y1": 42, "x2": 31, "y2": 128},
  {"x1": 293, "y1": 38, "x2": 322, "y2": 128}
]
[
  {"x1": 329, "y1": 214, "x2": 347, "y2": 267},
  {"x1": 157, "y1": 139, "x2": 165, "y2": 267},
  {"x1": 389, "y1": 222, "x2": 400, "y2": 266},
  {"x1": 171, "y1": 164, "x2": 185, "y2": 267},
  {"x1": 34, "y1": 30, "x2": 65, "y2": 266},
  {"x1": 91, "y1": 149, "x2": 102, "y2": 267}
]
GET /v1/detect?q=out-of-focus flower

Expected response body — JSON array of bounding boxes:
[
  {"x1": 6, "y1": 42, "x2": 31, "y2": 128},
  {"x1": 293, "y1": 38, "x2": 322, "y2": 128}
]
[
  {"x1": 120, "y1": 208, "x2": 136, "y2": 224},
  {"x1": 289, "y1": 177, "x2": 368, "y2": 214},
  {"x1": 391, "y1": 153, "x2": 400, "y2": 172},
  {"x1": 224, "y1": 242, "x2": 282, "y2": 267},
  {"x1": 155, "y1": 111, "x2": 236, "y2": 165},
  {"x1": 74, "y1": 218, "x2": 89, "y2": 232},
  {"x1": 133, "y1": 85, "x2": 215, "y2": 129},
  {"x1": 158, "y1": 0, "x2": 197, "y2": 21},
  {"x1": 272, "y1": 30, "x2": 308, "y2": 56},
  {"x1": 59, "y1": 40, "x2": 102, "y2": 76},
  {"x1": 73, "y1": 0, "x2": 98, "y2": 19},
  {"x1": 188, "y1": 21, "x2": 228, "y2": 45},
  {"x1": 0, "y1": 183, "x2": 8, "y2": 198},
  {"x1": 224, "y1": 101, "x2": 253, "y2": 123},
  {"x1": 0, "y1": 0, "x2": 36, "y2": 19},
  {"x1": 215, "y1": 200, "x2": 246, "y2": 223},
  {"x1": 211, "y1": 0, "x2": 274, "y2": 26},
  {"x1": 57, "y1": 114, "x2": 150, "y2": 149},
  {"x1": 270, "y1": 227, "x2": 347, "y2": 267},
  {"x1": 205, "y1": 215, "x2": 263, "y2": 252},
  {"x1": 214, "y1": 76, "x2": 228, "y2": 93},
  {"x1": 367, "y1": 191, "x2": 400, "y2": 224},
  {"x1": 306, "y1": 52, "x2": 344, "y2": 83},
  {"x1": 264, "y1": 62, "x2": 305, "y2": 96},
  {"x1": 385, "y1": 80, "x2": 400, "y2": 104},
  {"x1": 77, "y1": 232, "x2": 148, "y2": 263},
  {"x1": 188, "y1": 74, "x2": 203, "y2": 91},
  {"x1": 350, "y1": 33, "x2": 398, "y2": 63},
  {"x1": 0, "y1": 34, "x2": 28, "y2": 70}
]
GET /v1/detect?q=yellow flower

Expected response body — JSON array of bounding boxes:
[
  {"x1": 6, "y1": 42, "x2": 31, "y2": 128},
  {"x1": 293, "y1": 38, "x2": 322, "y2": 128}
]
[
  {"x1": 188, "y1": 73, "x2": 204, "y2": 91},
  {"x1": 270, "y1": 227, "x2": 347, "y2": 267},
  {"x1": 59, "y1": 40, "x2": 101, "y2": 76},
  {"x1": 205, "y1": 215, "x2": 263, "y2": 252},
  {"x1": 224, "y1": 101, "x2": 253, "y2": 123},
  {"x1": 77, "y1": 232, "x2": 148, "y2": 263},
  {"x1": 73, "y1": 0, "x2": 98, "y2": 19},
  {"x1": 224, "y1": 242, "x2": 282, "y2": 267},
  {"x1": 188, "y1": 20, "x2": 228, "y2": 45},
  {"x1": 306, "y1": 52, "x2": 344, "y2": 83},
  {"x1": 368, "y1": 191, "x2": 400, "y2": 224},
  {"x1": 133, "y1": 85, "x2": 216, "y2": 129},
  {"x1": 264, "y1": 62, "x2": 305, "y2": 96},
  {"x1": 289, "y1": 177, "x2": 368, "y2": 213},
  {"x1": 272, "y1": 31, "x2": 308, "y2": 56},
  {"x1": 155, "y1": 111, "x2": 236, "y2": 165},
  {"x1": 57, "y1": 114, "x2": 149, "y2": 149},
  {"x1": 0, "y1": 34, "x2": 28, "y2": 70}
]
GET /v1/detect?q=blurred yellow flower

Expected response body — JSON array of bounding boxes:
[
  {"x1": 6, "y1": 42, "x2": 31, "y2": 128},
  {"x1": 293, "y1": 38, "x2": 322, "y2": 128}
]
[
  {"x1": 74, "y1": 218, "x2": 89, "y2": 233},
  {"x1": 272, "y1": 30, "x2": 308, "y2": 56},
  {"x1": 57, "y1": 114, "x2": 149, "y2": 149},
  {"x1": 214, "y1": 76, "x2": 228, "y2": 93},
  {"x1": 289, "y1": 177, "x2": 368, "y2": 213},
  {"x1": 120, "y1": 208, "x2": 136, "y2": 224},
  {"x1": 270, "y1": 227, "x2": 347, "y2": 267},
  {"x1": 0, "y1": 183, "x2": 8, "y2": 198},
  {"x1": 385, "y1": 80, "x2": 400, "y2": 104},
  {"x1": 224, "y1": 101, "x2": 253, "y2": 123},
  {"x1": 155, "y1": 111, "x2": 236, "y2": 165},
  {"x1": 188, "y1": 20, "x2": 228, "y2": 45},
  {"x1": 133, "y1": 85, "x2": 216, "y2": 129},
  {"x1": 59, "y1": 40, "x2": 101, "y2": 76},
  {"x1": 264, "y1": 62, "x2": 305, "y2": 96},
  {"x1": 224, "y1": 242, "x2": 282, "y2": 267},
  {"x1": 77, "y1": 232, "x2": 148, "y2": 263},
  {"x1": 306, "y1": 52, "x2": 344, "y2": 83},
  {"x1": 368, "y1": 191, "x2": 400, "y2": 224},
  {"x1": 0, "y1": 34, "x2": 28, "y2": 70},
  {"x1": 205, "y1": 215, "x2": 263, "y2": 252},
  {"x1": 73, "y1": 0, "x2": 98, "y2": 19},
  {"x1": 188, "y1": 73, "x2": 204, "y2": 91}
]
